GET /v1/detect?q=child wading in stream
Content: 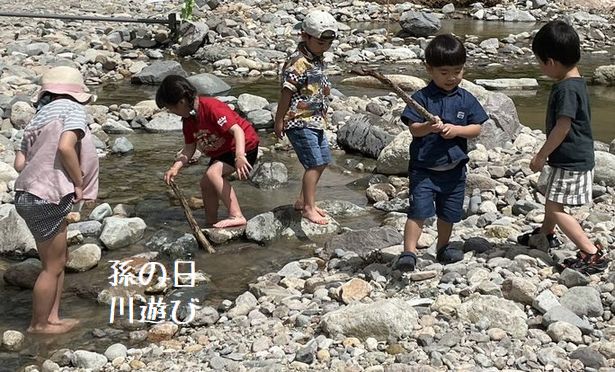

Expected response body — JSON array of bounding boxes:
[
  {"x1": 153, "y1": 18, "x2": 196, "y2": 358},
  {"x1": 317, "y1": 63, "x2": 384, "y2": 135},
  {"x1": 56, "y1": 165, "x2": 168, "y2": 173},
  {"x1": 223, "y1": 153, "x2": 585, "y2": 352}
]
[
  {"x1": 158, "y1": 75, "x2": 260, "y2": 228},
  {"x1": 274, "y1": 10, "x2": 338, "y2": 225},
  {"x1": 516, "y1": 20, "x2": 608, "y2": 274},
  {"x1": 14, "y1": 66, "x2": 99, "y2": 334},
  {"x1": 394, "y1": 34, "x2": 489, "y2": 272}
]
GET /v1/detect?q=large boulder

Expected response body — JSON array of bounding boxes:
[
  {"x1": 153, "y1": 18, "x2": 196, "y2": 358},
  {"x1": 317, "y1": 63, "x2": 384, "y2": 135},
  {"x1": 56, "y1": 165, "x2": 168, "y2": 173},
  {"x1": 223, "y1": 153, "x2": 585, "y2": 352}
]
[
  {"x1": 324, "y1": 226, "x2": 403, "y2": 259},
  {"x1": 245, "y1": 205, "x2": 341, "y2": 243},
  {"x1": 320, "y1": 298, "x2": 418, "y2": 340},
  {"x1": 100, "y1": 217, "x2": 147, "y2": 249},
  {"x1": 0, "y1": 204, "x2": 36, "y2": 257},
  {"x1": 145, "y1": 229, "x2": 199, "y2": 259},
  {"x1": 376, "y1": 131, "x2": 412, "y2": 175},
  {"x1": 593, "y1": 65, "x2": 615, "y2": 86},
  {"x1": 457, "y1": 295, "x2": 528, "y2": 338},
  {"x1": 337, "y1": 114, "x2": 397, "y2": 159},
  {"x1": 250, "y1": 162, "x2": 288, "y2": 190},
  {"x1": 3, "y1": 258, "x2": 41, "y2": 289},
  {"x1": 143, "y1": 112, "x2": 183, "y2": 132},
  {"x1": 131, "y1": 61, "x2": 187, "y2": 85},
  {"x1": 340, "y1": 75, "x2": 426, "y2": 92},
  {"x1": 177, "y1": 21, "x2": 209, "y2": 57},
  {"x1": 399, "y1": 11, "x2": 441, "y2": 37},
  {"x1": 0, "y1": 161, "x2": 19, "y2": 184},
  {"x1": 188, "y1": 73, "x2": 231, "y2": 96},
  {"x1": 595, "y1": 151, "x2": 615, "y2": 187}
]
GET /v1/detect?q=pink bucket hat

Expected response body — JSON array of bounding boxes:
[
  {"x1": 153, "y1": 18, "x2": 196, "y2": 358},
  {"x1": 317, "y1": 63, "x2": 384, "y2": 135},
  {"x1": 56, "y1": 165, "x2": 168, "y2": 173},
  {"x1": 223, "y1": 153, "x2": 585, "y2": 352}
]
[{"x1": 36, "y1": 66, "x2": 93, "y2": 103}]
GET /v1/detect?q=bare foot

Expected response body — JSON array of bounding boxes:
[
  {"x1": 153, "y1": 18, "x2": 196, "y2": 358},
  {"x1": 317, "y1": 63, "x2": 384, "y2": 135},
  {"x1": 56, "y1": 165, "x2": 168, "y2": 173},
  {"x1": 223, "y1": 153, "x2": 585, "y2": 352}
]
[
  {"x1": 48, "y1": 318, "x2": 80, "y2": 327},
  {"x1": 27, "y1": 322, "x2": 76, "y2": 334},
  {"x1": 293, "y1": 201, "x2": 327, "y2": 216},
  {"x1": 213, "y1": 216, "x2": 247, "y2": 228},
  {"x1": 302, "y1": 209, "x2": 329, "y2": 225}
]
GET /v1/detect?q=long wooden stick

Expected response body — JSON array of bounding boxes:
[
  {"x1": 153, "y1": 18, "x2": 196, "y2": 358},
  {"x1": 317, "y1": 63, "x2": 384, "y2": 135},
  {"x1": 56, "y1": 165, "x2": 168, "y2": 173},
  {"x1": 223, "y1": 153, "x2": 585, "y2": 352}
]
[
  {"x1": 169, "y1": 180, "x2": 215, "y2": 254},
  {"x1": 351, "y1": 67, "x2": 437, "y2": 122}
]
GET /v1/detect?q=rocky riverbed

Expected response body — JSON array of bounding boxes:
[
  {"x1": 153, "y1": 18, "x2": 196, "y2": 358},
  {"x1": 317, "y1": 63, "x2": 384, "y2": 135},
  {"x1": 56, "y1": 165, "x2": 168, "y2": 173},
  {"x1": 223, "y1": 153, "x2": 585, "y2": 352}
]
[{"x1": 1, "y1": 0, "x2": 615, "y2": 371}]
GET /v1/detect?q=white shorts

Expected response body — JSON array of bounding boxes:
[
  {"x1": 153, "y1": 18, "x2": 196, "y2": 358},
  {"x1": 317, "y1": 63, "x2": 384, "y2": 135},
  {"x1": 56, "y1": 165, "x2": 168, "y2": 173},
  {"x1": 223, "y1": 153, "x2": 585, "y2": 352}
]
[{"x1": 543, "y1": 166, "x2": 593, "y2": 206}]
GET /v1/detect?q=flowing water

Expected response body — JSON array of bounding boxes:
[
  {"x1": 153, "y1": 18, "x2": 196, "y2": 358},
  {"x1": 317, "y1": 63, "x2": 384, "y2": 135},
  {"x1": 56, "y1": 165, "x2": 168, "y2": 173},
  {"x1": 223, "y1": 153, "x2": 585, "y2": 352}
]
[{"x1": 1, "y1": 17, "x2": 614, "y2": 371}]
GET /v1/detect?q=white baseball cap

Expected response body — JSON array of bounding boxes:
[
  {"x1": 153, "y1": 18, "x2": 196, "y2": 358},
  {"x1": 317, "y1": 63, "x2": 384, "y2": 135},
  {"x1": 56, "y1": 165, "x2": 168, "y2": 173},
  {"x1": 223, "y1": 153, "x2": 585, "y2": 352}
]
[{"x1": 302, "y1": 10, "x2": 338, "y2": 39}]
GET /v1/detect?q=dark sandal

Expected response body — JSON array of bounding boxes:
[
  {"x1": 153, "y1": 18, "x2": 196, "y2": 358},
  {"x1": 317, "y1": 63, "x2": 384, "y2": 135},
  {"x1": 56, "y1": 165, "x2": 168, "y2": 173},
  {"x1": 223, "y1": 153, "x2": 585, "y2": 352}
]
[{"x1": 394, "y1": 252, "x2": 417, "y2": 272}]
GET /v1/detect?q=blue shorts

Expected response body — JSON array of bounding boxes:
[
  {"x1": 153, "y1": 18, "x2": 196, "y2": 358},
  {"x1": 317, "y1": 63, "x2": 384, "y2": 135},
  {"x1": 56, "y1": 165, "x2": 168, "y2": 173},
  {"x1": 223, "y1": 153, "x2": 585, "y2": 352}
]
[
  {"x1": 407, "y1": 165, "x2": 466, "y2": 223},
  {"x1": 286, "y1": 128, "x2": 331, "y2": 169}
]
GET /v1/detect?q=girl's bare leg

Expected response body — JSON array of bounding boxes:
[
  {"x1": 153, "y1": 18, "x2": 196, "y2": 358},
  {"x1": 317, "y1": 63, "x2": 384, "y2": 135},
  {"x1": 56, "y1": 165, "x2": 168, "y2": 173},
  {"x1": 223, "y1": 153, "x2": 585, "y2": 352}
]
[
  {"x1": 28, "y1": 224, "x2": 76, "y2": 334},
  {"x1": 207, "y1": 161, "x2": 247, "y2": 228}
]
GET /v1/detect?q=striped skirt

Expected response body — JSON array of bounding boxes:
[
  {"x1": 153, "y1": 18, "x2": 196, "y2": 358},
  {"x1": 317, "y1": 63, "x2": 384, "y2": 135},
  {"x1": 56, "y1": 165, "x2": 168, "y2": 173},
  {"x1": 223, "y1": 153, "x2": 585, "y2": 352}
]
[{"x1": 544, "y1": 166, "x2": 593, "y2": 206}]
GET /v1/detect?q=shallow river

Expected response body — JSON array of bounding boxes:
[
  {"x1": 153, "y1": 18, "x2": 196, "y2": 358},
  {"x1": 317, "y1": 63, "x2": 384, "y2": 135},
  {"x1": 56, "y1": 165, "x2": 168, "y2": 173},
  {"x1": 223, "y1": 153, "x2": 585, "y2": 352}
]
[{"x1": 1, "y1": 18, "x2": 614, "y2": 371}]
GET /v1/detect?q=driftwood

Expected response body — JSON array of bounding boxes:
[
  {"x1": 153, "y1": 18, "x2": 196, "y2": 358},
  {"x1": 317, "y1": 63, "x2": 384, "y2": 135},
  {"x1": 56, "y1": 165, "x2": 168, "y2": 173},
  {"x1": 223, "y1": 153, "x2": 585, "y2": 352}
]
[
  {"x1": 352, "y1": 67, "x2": 437, "y2": 123},
  {"x1": 169, "y1": 180, "x2": 215, "y2": 254}
]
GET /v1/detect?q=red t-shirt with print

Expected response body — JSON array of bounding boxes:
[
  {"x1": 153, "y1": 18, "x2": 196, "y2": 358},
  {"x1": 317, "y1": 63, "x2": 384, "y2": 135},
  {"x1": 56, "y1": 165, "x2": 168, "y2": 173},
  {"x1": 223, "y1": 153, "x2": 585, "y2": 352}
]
[{"x1": 182, "y1": 97, "x2": 260, "y2": 158}]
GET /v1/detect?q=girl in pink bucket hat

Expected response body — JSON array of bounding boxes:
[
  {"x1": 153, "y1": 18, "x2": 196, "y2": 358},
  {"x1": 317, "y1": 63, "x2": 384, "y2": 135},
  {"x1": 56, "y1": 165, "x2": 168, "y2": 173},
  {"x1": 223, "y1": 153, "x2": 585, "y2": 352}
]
[{"x1": 14, "y1": 65, "x2": 99, "y2": 334}]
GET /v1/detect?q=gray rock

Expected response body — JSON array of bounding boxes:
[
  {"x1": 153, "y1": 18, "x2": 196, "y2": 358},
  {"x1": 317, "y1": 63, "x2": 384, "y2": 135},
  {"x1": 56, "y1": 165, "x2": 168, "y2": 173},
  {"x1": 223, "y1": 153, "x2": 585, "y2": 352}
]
[
  {"x1": 66, "y1": 244, "x2": 101, "y2": 272},
  {"x1": 103, "y1": 343, "x2": 127, "y2": 361},
  {"x1": 2, "y1": 330, "x2": 25, "y2": 351},
  {"x1": 3, "y1": 258, "x2": 41, "y2": 289},
  {"x1": 228, "y1": 291, "x2": 258, "y2": 318},
  {"x1": 131, "y1": 61, "x2": 187, "y2": 85},
  {"x1": 68, "y1": 220, "x2": 102, "y2": 237},
  {"x1": 71, "y1": 350, "x2": 107, "y2": 371},
  {"x1": 246, "y1": 109, "x2": 272, "y2": 129},
  {"x1": 190, "y1": 306, "x2": 220, "y2": 326},
  {"x1": 10, "y1": 101, "x2": 35, "y2": 129},
  {"x1": 559, "y1": 286, "x2": 603, "y2": 317},
  {"x1": 593, "y1": 65, "x2": 615, "y2": 86},
  {"x1": 532, "y1": 289, "x2": 560, "y2": 314},
  {"x1": 237, "y1": 93, "x2": 268, "y2": 114},
  {"x1": 145, "y1": 229, "x2": 199, "y2": 259},
  {"x1": 294, "y1": 340, "x2": 317, "y2": 364},
  {"x1": 324, "y1": 226, "x2": 403, "y2": 259},
  {"x1": 470, "y1": 92, "x2": 522, "y2": 150},
  {"x1": 177, "y1": 21, "x2": 209, "y2": 57},
  {"x1": 26, "y1": 42, "x2": 50, "y2": 56},
  {"x1": 0, "y1": 204, "x2": 36, "y2": 256},
  {"x1": 543, "y1": 305, "x2": 593, "y2": 334},
  {"x1": 594, "y1": 151, "x2": 615, "y2": 187},
  {"x1": 457, "y1": 295, "x2": 528, "y2": 337},
  {"x1": 102, "y1": 119, "x2": 134, "y2": 134},
  {"x1": 317, "y1": 200, "x2": 367, "y2": 217},
  {"x1": 569, "y1": 347, "x2": 608, "y2": 369},
  {"x1": 399, "y1": 11, "x2": 441, "y2": 37},
  {"x1": 245, "y1": 206, "x2": 341, "y2": 243},
  {"x1": 376, "y1": 131, "x2": 411, "y2": 175},
  {"x1": 558, "y1": 268, "x2": 590, "y2": 287},
  {"x1": 250, "y1": 162, "x2": 288, "y2": 190},
  {"x1": 89, "y1": 203, "x2": 113, "y2": 221},
  {"x1": 547, "y1": 321, "x2": 582, "y2": 343},
  {"x1": 143, "y1": 112, "x2": 183, "y2": 132},
  {"x1": 321, "y1": 298, "x2": 418, "y2": 340},
  {"x1": 111, "y1": 137, "x2": 134, "y2": 154},
  {"x1": 337, "y1": 114, "x2": 396, "y2": 159},
  {"x1": 442, "y1": 3, "x2": 455, "y2": 14},
  {"x1": 187, "y1": 73, "x2": 231, "y2": 96},
  {"x1": 571, "y1": 11, "x2": 608, "y2": 23},
  {"x1": 503, "y1": 9, "x2": 536, "y2": 22},
  {"x1": 501, "y1": 277, "x2": 537, "y2": 305},
  {"x1": 531, "y1": 0, "x2": 547, "y2": 8},
  {"x1": 462, "y1": 237, "x2": 492, "y2": 253},
  {"x1": 100, "y1": 216, "x2": 147, "y2": 249}
]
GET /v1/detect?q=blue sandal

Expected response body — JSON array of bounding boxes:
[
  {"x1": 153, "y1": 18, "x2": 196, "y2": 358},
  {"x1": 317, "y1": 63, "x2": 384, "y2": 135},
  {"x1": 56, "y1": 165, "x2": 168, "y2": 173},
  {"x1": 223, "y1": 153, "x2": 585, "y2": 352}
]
[{"x1": 394, "y1": 252, "x2": 417, "y2": 272}]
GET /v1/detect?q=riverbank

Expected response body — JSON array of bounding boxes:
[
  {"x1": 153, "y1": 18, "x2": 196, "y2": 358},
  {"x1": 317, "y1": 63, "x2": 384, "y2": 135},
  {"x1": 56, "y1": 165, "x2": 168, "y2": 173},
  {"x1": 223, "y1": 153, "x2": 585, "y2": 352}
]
[{"x1": 1, "y1": 0, "x2": 615, "y2": 371}]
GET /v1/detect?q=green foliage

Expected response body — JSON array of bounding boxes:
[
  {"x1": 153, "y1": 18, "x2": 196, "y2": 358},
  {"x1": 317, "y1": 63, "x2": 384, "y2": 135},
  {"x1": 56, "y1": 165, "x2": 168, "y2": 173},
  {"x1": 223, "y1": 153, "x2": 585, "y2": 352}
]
[{"x1": 181, "y1": 0, "x2": 196, "y2": 21}]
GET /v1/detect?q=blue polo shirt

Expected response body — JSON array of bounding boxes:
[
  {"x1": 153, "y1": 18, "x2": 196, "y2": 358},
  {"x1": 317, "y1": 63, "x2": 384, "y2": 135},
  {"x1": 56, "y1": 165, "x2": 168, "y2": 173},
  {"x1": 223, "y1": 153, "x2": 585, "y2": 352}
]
[{"x1": 401, "y1": 81, "x2": 489, "y2": 170}]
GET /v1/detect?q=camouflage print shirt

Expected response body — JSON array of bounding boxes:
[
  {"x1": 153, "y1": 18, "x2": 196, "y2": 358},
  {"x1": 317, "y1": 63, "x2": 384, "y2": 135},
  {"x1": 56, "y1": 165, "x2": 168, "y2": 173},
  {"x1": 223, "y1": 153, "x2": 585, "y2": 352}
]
[{"x1": 281, "y1": 42, "x2": 331, "y2": 131}]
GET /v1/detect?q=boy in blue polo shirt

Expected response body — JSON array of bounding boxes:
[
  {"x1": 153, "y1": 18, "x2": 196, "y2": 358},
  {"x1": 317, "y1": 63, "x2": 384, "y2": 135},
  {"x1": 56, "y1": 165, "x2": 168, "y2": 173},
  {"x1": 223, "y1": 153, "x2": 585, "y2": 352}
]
[{"x1": 394, "y1": 34, "x2": 489, "y2": 272}]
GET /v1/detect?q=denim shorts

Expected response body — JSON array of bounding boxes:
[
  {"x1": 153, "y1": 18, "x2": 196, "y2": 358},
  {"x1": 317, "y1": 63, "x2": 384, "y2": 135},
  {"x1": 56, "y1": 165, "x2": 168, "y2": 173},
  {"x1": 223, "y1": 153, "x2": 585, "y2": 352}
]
[
  {"x1": 286, "y1": 127, "x2": 331, "y2": 169},
  {"x1": 407, "y1": 165, "x2": 466, "y2": 223}
]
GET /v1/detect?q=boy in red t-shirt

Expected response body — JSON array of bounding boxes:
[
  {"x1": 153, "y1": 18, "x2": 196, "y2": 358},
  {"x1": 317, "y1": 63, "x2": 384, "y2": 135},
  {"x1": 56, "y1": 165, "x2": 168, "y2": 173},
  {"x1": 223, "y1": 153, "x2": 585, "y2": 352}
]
[{"x1": 157, "y1": 75, "x2": 260, "y2": 228}]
